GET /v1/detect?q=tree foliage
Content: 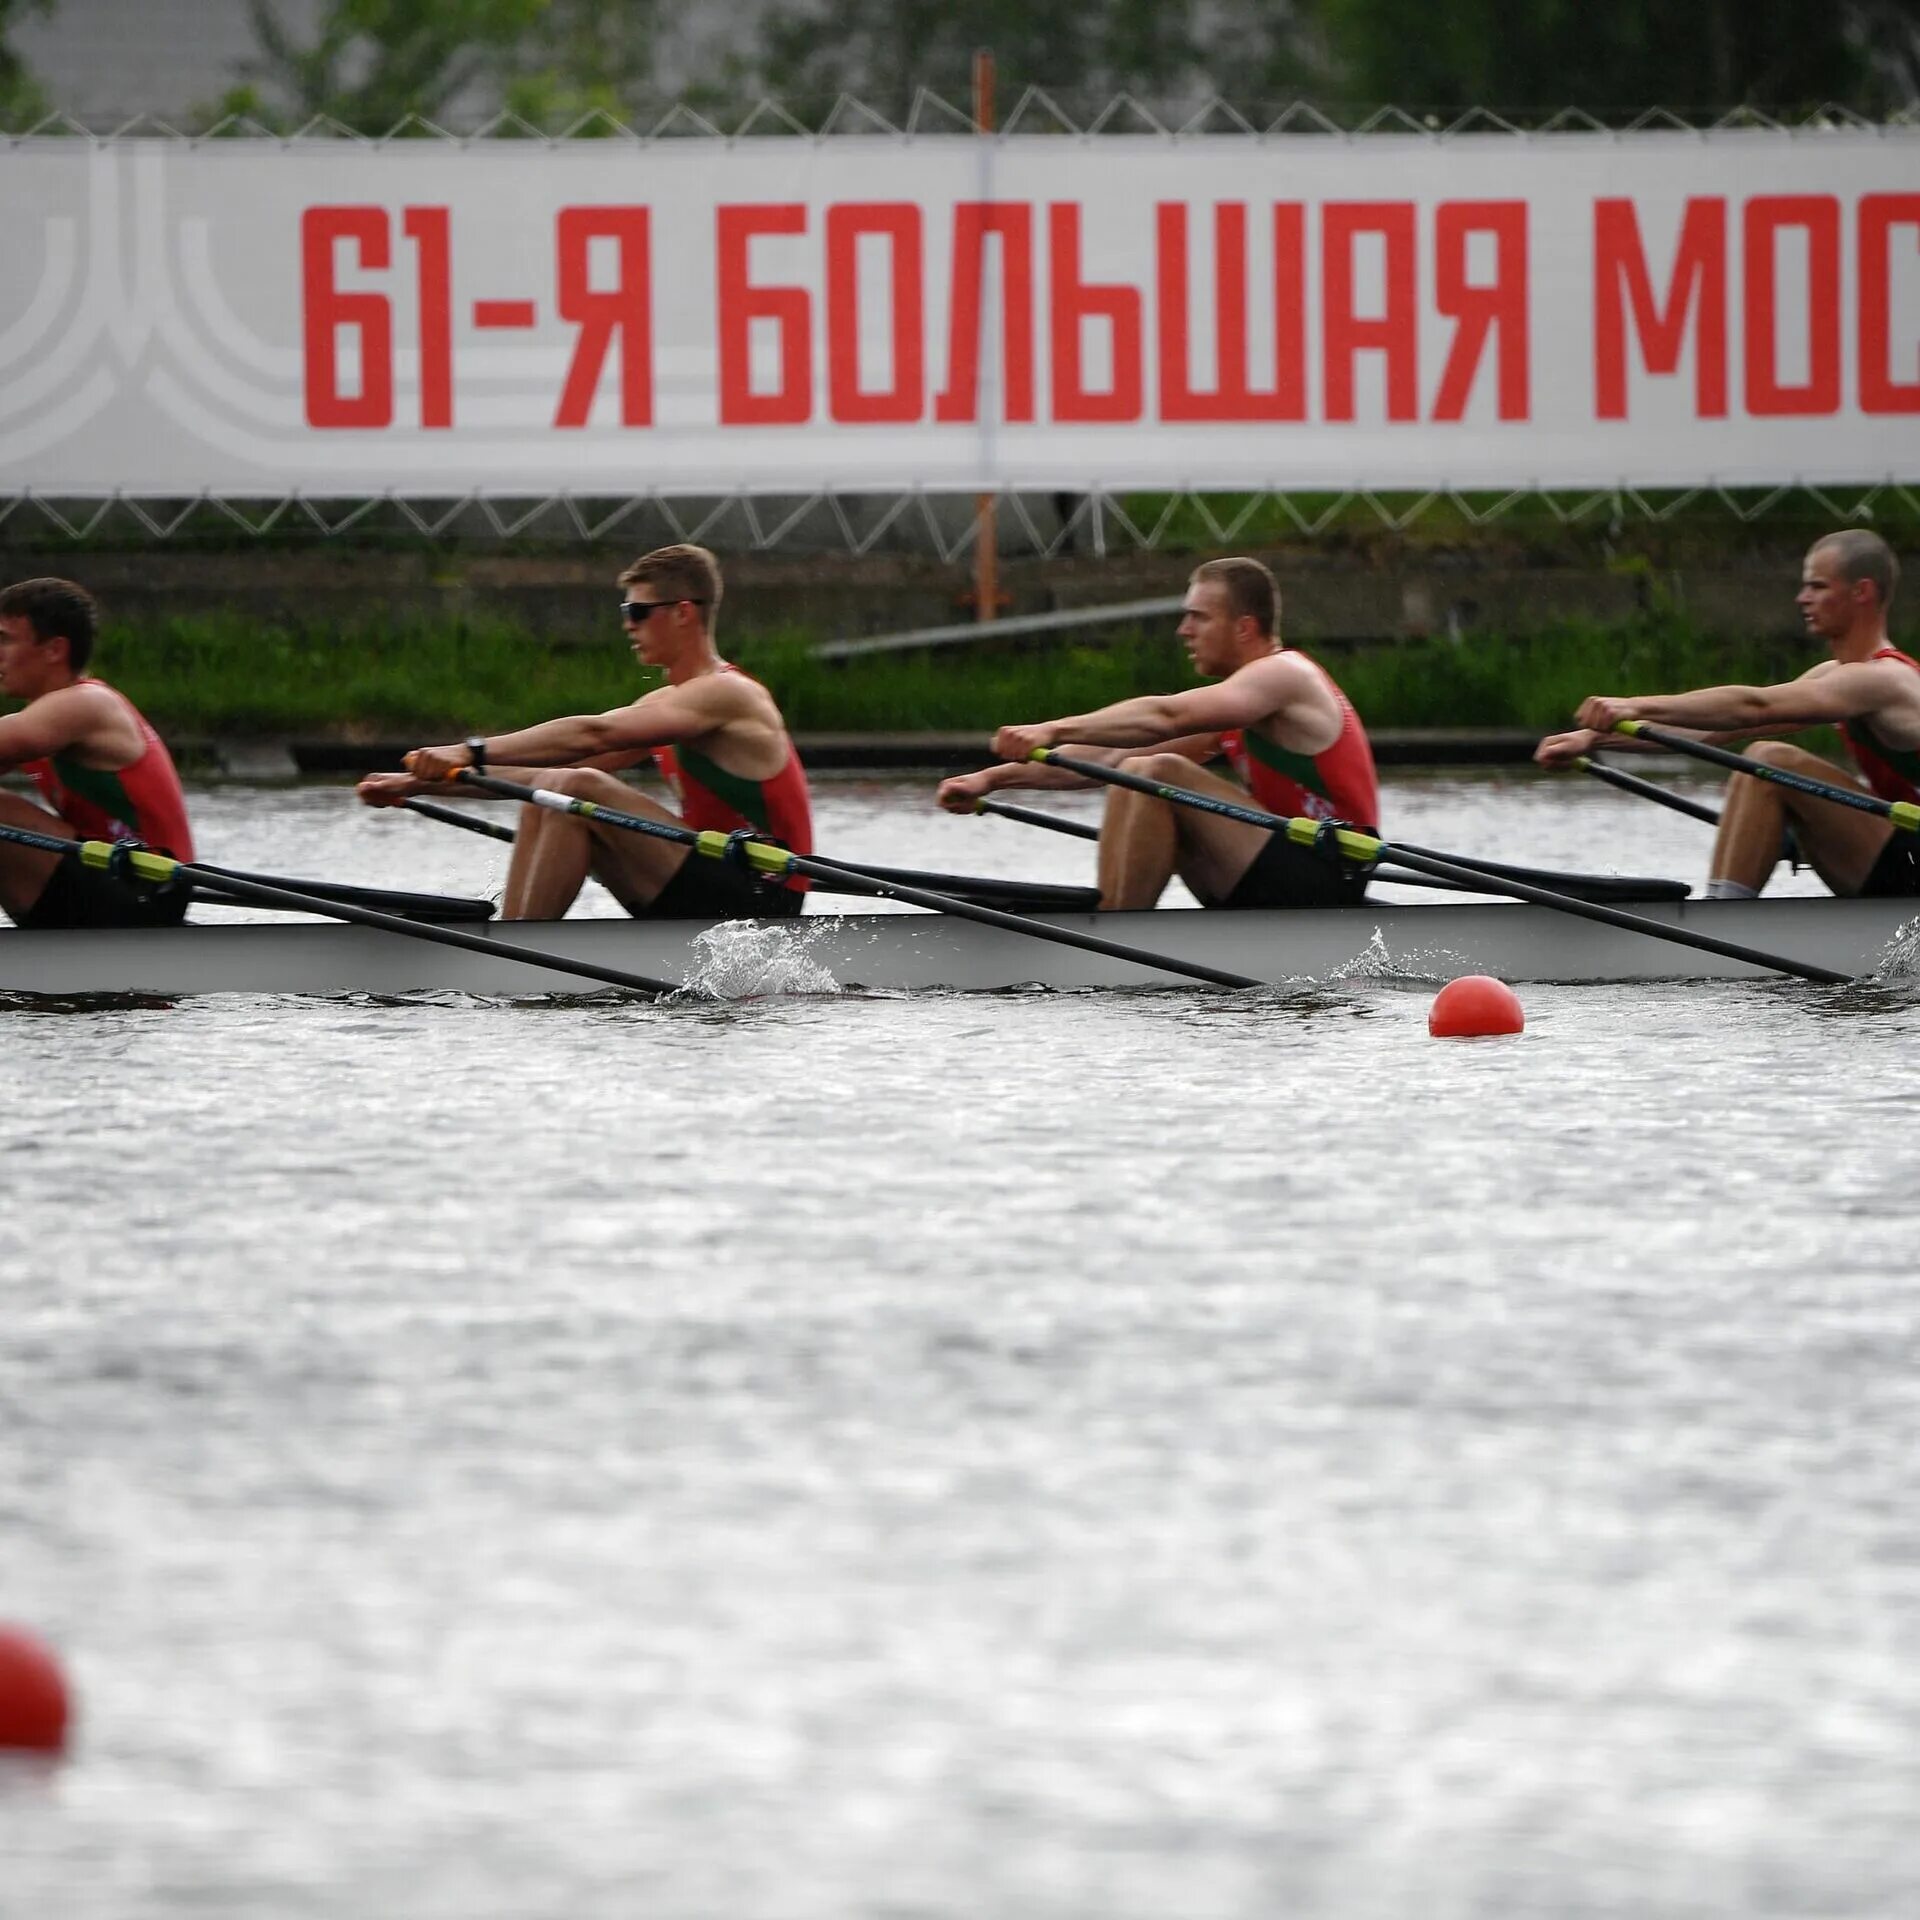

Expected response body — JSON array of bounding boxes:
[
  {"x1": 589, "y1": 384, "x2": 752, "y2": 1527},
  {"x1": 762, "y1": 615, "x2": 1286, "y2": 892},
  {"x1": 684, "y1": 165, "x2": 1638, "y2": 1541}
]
[
  {"x1": 750, "y1": 0, "x2": 1211, "y2": 115},
  {"x1": 1316, "y1": 0, "x2": 1877, "y2": 115},
  {"x1": 203, "y1": 0, "x2": 1920, "y2": 133},
  {"x1": 0, "y1": 0, "x2": 54, "y2": 126},
  {"x1": 216, "y1": 0, "x2": 656, "y2": 131},
  {"x1": 496, "y1": 0, "x2": 659, "y2": 127}
]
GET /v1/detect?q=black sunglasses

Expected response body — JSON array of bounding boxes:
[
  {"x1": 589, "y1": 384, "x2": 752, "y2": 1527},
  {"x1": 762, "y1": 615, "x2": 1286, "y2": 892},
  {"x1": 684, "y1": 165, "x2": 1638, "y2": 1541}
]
[{"x1": 620, "y1": 598, "x2": 705, "y2": 623}]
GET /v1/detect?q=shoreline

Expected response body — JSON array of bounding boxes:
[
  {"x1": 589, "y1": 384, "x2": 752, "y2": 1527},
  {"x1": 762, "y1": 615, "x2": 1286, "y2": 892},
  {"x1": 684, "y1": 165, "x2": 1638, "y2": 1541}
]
[{"x1": 173, "y1": 728, "x2": 1548, "y2": 779}]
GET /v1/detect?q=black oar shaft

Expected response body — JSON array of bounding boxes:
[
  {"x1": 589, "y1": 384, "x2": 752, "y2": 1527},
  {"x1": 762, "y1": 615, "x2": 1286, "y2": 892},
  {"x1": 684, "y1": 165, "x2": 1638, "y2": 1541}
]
[
  {"x1": 1577, "y1": 755, "x2": 1721, "y2": 825},
  {"x1": 1036, "y1": 751, "x2": 1850, "y2": 985},
  {"x1": 192, "y1": 865, "x2": 495, "y2": 921},
  {"x1": 403, "y1": 797, "x2": 516, "y2": 844},
  {"x1": 1356, "y1": 842, "x2": 1844, "y2": 983},
  {"x1": 406, "y1": 792, "x2": 1095, "y2": 910},
  {"x1": 177, "y1": 864, "x2": 680, "y2": 993},
  {"x1": 977, "y1": 798, "x2": 1102, "y2": 842},
  {"x1": 844, "y1": 863, "x2": 1100, "y2": 910},
  {"x1": 455, "y1": 769, "x2": 1259, "y2": 990},
  {"x1": 787, "y1": 851, "x2": 1257, "y2": 987},
  {"x1": 1617, "y1": 722, "x2": 1920, "y2": 831}
]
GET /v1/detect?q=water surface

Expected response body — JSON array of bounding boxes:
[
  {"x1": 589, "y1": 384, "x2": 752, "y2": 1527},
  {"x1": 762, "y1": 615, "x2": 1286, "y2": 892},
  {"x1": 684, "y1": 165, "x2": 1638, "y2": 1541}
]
[{"x1": 3, "y1": 772, "x2": 1917, "y2": 1919}]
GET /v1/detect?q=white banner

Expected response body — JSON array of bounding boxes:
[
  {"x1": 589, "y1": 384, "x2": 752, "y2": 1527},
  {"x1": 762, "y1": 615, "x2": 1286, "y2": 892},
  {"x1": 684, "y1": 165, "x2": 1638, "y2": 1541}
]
[{"x1": 0, "y1": 131, "x2": 1916, "y2": 497}]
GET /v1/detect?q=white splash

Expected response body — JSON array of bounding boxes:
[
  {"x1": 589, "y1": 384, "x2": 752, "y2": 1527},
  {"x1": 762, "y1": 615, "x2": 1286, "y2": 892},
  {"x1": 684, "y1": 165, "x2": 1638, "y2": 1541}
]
[
  {"x1": 1327, "y1": 927, "x2": 1476, "y2": 984},
  {"x1": 675, "y1": 920, "x2": 843, "y2": 999},
  {"x1": 1865, "y1": 912, "x2": 1920, "y2": 983}
]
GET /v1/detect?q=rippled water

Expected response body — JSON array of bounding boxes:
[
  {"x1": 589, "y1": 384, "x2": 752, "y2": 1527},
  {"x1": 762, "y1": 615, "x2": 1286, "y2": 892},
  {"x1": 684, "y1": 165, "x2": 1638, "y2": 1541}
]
[{"x1": 4, "y1": 773, "x2": 1919, "y2": 1919}]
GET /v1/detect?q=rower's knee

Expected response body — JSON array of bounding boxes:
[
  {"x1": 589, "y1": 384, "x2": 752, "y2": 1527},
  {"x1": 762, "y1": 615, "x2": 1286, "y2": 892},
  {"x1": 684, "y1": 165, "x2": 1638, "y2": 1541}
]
[
  {"x1": 1118, "y1": 752, "x2": 1195, "y2": 785},
  {"x1": 1741, "y1": 740, "x2": 1797, "y2": 770},
  {"x1": 535, "y1": 765, "x2": 624, "y2": 802}
]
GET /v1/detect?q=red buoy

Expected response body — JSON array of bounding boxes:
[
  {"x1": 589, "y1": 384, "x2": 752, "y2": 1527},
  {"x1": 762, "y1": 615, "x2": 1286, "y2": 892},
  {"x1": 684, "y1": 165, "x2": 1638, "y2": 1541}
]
[
  {"x1": 0, "y1": 1625, "x2": 71, "y2": 1753},
  {"x1": 1429, "y1": 974, "x2": 1525, "y2": 1037}
]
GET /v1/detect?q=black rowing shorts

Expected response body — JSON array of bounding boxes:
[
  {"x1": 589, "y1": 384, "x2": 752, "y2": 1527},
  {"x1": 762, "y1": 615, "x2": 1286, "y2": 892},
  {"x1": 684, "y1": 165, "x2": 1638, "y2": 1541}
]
[
  {"x1": 625, "y1": 850, "x2": 804, "y2": 920},
  {"x1": 1214, "y1": 831, "x2": 1370, "y2": 910},
  {"x1": 1859, "y1": 829, "x2": 1920, "y2": 899},
  {"x1": 14, "y1": 857, "x2": 192, "y2": 930}
]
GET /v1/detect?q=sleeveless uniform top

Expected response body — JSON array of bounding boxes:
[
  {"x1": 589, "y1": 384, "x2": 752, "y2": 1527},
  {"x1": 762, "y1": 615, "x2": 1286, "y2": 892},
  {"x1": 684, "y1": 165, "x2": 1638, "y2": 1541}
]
[
  {"x1": 1219, "y1": 650, "x2": 1380, "y2": 833},
  {"x1": 650, "y1": 666, "x2": 813, "y2": 892},
  {"x1": 1839, "y1": 647, "x2": 1920, "y2": 806},
  {"x1": 23, "y1": 677, "x2": 195, "y2": 860}
]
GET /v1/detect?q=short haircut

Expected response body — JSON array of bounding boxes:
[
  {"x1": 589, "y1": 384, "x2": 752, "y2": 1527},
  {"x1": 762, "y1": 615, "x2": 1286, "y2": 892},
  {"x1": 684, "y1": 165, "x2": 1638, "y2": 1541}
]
[
  {"x1": 618, "y1": 543, "x2": 723, "y2": 616},
  {"x1": 1813, "y1": 529, "x2": 1899, "y2": 611},
  {"x1": 1190, "y1": 556, "x2": 1279, "y2": 637},
  {"x1": 0, "y1": 576, "x2": 97, "y2": 671}
]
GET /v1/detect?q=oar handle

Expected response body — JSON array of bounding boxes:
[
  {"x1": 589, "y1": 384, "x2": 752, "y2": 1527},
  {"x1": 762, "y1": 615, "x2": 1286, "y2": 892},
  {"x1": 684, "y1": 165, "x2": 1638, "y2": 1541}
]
[{"x1": 1614, "y1": 722, "x2": 1920, "y2": 831}]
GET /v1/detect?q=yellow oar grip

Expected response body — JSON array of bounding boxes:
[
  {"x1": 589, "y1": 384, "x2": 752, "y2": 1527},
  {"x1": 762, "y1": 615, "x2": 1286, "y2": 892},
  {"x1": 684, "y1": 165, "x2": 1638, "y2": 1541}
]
[
  {"x1": 1614, "y1": 719, "x2": 1645, "y2": 737},
  {"x1": 1283, "y1": 818, "x2": 1382, "y2": 864},
  {"x1": 1893, "y1": 801, "x2": 1920, "y2": 834},
  {"x1": 76, "y1": 841, "x2": 178, "y2": 883},
  {"x1": 1027, "y1": 749, "x2": 1048, "y2": 763},
  {"x1": 692, "y1": 829, "x2": 792, "y2": 876}
]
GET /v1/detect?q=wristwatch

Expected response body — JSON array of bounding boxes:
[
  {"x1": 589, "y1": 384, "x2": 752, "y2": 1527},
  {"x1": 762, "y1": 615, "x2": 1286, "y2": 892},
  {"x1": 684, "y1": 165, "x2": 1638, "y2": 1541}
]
[{"x1": 465, "y1": 736, "x2": 488, "y2": 772}]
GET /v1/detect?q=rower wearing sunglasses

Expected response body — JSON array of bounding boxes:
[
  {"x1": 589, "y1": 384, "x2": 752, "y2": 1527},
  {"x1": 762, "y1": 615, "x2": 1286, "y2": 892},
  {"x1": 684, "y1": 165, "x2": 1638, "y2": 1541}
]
[{"x1": 357, "y1": 543, "x2": 812, "y2": 920}]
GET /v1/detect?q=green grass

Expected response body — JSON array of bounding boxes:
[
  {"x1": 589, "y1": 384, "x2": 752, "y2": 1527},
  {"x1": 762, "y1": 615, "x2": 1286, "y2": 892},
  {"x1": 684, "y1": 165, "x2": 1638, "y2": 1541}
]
[
  {"x1": 1331, "y1": 614, "x2": 1808, "y2": 730},
  {"x1": 94, "y1": 607, "x2": 1817, "y2": 739}
]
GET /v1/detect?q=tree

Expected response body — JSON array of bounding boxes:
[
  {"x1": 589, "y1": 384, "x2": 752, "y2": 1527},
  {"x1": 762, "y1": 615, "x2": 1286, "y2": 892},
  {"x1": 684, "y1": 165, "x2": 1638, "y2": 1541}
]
[
  {"x1": 217, "y1": 0, "x2": 555, "y2": 130},
  {"x1": 1848, "y1": 0, "x2": 1920, "y2": 111},
  {"x1": 496, "y1": 0, "x2": 660, "y2": 127},
  {"x1": 1314, "y1": 0, "x2": 1872, "y2": 116},
  {"x1": 0, "y1": 0, "x2": 54, "y2": 127},
  {"x1": 751, "y1": 0, "x2": 1210, "y2": 117}
]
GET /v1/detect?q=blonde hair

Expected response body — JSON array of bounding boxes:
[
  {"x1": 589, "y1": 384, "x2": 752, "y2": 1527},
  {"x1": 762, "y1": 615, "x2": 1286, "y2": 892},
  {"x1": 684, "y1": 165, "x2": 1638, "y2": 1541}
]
[
  {"x1": 618, "y1": 543, "x2": 723, "y2": 615},
  {"x1": 1191, "y1": 557, "x2": 1279, "y2": 637}
]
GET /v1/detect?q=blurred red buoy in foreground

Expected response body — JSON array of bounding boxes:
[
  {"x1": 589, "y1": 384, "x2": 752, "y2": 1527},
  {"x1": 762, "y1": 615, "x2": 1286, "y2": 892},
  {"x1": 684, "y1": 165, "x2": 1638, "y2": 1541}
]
[
  {"x1": 0, "y1": 1625, "x2": 70, "y2": 1752},
  {"x1": 1429, "y1": 974, "x2": 1525, "y2": 1037}
]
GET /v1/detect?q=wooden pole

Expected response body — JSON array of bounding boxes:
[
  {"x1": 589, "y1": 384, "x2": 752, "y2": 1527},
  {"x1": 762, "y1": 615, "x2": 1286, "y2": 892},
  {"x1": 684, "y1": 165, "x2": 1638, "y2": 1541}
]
[{"x1": 972, "y1": 47, "x2": 998, "y2": 623}]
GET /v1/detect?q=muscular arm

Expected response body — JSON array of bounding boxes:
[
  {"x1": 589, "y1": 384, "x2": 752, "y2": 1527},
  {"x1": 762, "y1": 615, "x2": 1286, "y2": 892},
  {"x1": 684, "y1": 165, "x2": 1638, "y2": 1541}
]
[
  {"x1": 0, "y1": 685, "x2": 143, "y2": 774},
  {"x1": 1536, "y1": 664, "x2": 1897, "y2": 767},
  {"x1": 387, "y1": 676, "x2": 772, "y2": 794},
  {"x1": 935, "y1": 734, "x2": 1219, "y2": 811},
  {"x1": 477, "y1": 676, "x2": 756, "y2": 765},
  {"x1": 1577, "y1": 662, "x2": 1902, "y2": 736},
  {"x1": 997, "y1": 654, "x2": 1328, "y2": 758}
]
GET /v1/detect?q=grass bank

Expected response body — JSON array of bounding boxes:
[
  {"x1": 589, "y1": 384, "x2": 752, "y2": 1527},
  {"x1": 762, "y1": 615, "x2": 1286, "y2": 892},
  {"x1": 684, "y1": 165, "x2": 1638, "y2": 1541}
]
[{"x1": 94, "y1": 609, "x2": 1813, "y2": 739}]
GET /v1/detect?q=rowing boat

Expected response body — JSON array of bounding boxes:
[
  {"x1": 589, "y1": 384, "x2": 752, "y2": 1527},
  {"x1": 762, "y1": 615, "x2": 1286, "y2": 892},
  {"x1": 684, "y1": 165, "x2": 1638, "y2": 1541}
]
[{"x1": 1, "y1": 893, "x2": 1914, "y2": 996}]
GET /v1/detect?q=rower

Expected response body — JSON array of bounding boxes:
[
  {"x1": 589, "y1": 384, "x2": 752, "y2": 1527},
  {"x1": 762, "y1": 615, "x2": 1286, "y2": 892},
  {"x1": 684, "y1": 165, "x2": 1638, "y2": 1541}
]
[
  {"x1": 935, "y1": 555, "x2": 1380, "y2": 910},
  {"x1": 0, "y1": 577, "x2": 196, "y2": 929},
  {"x1": 1535, "y1": 529, "x2": 1920, "y2": 900},
  {"x1": 357, "y1": 543, "x2": 813, "y2": 921}
]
